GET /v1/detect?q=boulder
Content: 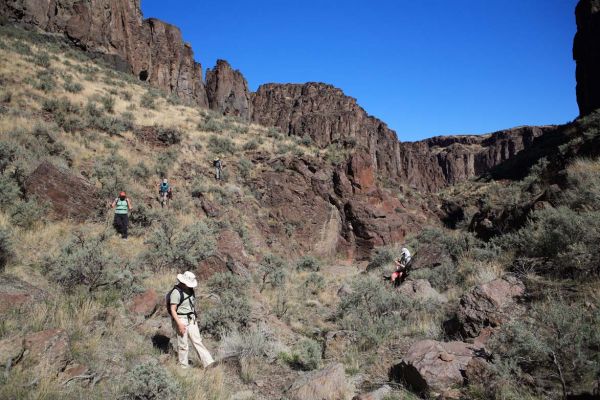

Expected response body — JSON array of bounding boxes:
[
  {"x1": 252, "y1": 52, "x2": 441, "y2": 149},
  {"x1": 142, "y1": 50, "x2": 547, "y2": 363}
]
[
  {"x1": 287, "y1": 363, "x2": 348, "y2": 400},
  {"x1": 128, "y1": 289, "x2": 159, "y2": 318},
  {"x1": 206, "y1": 60, "x2": 252, "y2": 120},
  {"x1": 390, "y1": 340, "x2": 484, "y2": 396},
  {"x1": 0, "y1": 275, "x2": 47, "y2": 315},
  {"x1": 217, "y1": 229, "x2": 249, "y2": 265},
  {"x1": 352, "y1": 385, "x2": 392, "y2": 400},
  {"x1": 0, "y1": 335, "x2": 24, "y2": 368},
  {"x1": 22, "y1": 329, "x2": 71, "y2": 375},
  {"x1": 398, "y1": 279, "x2": 447, "y2": 303},
  {"x1": 457, "y1": 276, "x2": 525, "y2": 338},
  {"x1": 25, "y1": 161, "x2": 100, "y2": 222},
  {"x1": 196, "y1": 254, "x2": 229, "y2": 280}
]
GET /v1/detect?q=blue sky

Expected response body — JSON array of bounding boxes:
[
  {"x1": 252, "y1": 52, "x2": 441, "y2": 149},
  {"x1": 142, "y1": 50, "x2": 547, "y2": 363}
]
[{"x1": 141, "y1": 0, "x2": 579, "y2": 142}]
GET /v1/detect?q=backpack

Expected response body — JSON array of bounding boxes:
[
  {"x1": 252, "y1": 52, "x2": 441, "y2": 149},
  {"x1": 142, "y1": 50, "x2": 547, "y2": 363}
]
[
  {"x1": 213, "y1": 160, "x2": 221, "y2": 168},
  {"x1": 160, "y1": 182, "x2": 170, "y2": 193},
  {"x1": 165, "y1": 286, "x2": 196, "y2": 317}
]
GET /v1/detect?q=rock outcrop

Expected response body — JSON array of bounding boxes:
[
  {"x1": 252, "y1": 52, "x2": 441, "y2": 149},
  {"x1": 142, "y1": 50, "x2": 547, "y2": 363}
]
[
  {"x1": 251, "y1": 82, "x2": 401, "y2": 176},
  {"x1": 25, "y1": 161, "x2": 100, "y2": 221},
  {"x1": 397, "y1": 126, "x2": 555, "y2": 191},
  {"x1": 287, "y1": 363, "x2": 348, "y2": 400},
  {"x1": 249, "y1": 153, "x2": 425, "y2": 260},
  {"x1": 206, "y1": 60, "x2": 252, "y2": 120},
  {"x1": 0, "y1": 275, "x2": 47, "y2": 315},
  {"x1": 456, "y1": 276, "x2": 525, "y2": 338},
  {"x1": 398, "y1": 279, "x2": 447, "y2": 303},
  {"x1": 0, "y1": 0, "x2": 209, "y2": 106},
  {"x1": 574, "y1": 0, "x2": 600, "y2": 116},
  {"x1": 390, "y1": 340, "x2": 485, "y2": 396}
]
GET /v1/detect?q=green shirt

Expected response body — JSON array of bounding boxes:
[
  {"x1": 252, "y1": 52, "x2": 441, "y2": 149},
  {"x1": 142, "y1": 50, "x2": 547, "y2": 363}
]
[{"x1": 170, "y1": 288, "x2": 195, "y2": 316}]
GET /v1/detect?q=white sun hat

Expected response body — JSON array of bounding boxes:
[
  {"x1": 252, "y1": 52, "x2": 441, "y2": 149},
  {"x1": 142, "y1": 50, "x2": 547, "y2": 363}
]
[{"x1": 177, "y1": 271, "x2": 198, "y2": 288}]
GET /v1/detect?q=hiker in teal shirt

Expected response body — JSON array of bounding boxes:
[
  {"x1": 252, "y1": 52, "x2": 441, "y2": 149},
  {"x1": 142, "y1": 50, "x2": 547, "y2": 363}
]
[{"x1": 111, "y1": 191, "x2": 132, "y2": 239}]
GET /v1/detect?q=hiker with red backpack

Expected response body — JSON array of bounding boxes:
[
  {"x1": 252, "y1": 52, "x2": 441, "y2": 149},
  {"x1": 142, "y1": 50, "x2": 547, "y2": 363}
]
[
  {"x1": 167, "y1": 271, "x2": 215, "y2": 369},
  {"x1": 111, "y1": 191, "x2": 132, "y2": 239},
  {"x1": 391, "y1": 247, "x2": 412, "y2": 287}
]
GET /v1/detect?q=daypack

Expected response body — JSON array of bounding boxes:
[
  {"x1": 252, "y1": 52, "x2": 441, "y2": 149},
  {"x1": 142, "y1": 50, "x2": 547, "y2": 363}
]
[
  {"x1": 213, "y1": 160, "x2": 221, "y2": 168},
  {"x1": 165, "y1": 286, "x2": 196, "y2": 317},
  {"x1": 160, "y1": 182, "x2": 170, "y2": 193}
]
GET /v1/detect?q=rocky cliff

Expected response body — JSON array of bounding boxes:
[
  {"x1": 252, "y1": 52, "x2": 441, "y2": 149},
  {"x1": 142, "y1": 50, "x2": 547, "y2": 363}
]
[
  {"x1": 574, "y1": 0, "x2": 600, "y2": 116},
  {"x1": 250, "y1": 82, "x2": 402, "y2": 181},
  {"x1": 0, "y1": 0, "x2": 209, "y2": 106},
  {"x1": 206, "y1": 60, "x2": 252, "y2": 120},
  {"x1": 397, "y1": 126, "x2": 556, "y2": 191}
]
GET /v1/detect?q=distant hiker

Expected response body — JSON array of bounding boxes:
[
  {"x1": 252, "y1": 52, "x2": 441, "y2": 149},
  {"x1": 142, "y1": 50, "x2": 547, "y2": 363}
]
[
  {"x1": 391, "y1": 247, "x2": 412, "y2": 287},
  {"x1": 213, "y1": 156, "x2": 223, "y2": 181},
  {"x1": 111, "y1": 191, "x2": 132, "y2": 239},
  {"x1": 158, "y1": 178, "x2": 172, "y2": 207},
  {"x1": 167, "y1": 271, "x2": 215, "y2": 369}
]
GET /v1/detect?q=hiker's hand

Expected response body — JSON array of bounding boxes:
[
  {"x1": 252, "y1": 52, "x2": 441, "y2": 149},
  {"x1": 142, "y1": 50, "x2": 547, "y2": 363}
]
[{"x1": 177, "y1": 322, "x2": 186, "y2": 336}]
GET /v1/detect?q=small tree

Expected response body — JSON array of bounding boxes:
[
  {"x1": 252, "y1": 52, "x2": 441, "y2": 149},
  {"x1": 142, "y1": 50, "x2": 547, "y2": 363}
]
[{"x1": 257, "y1": 254, "x2": 287, "y2": 293}]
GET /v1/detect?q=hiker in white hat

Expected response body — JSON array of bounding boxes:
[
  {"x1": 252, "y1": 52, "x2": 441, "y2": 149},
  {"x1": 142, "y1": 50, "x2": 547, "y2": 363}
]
[{"x1": 167, "y1": 271, "x2": 215, "y2": 369}]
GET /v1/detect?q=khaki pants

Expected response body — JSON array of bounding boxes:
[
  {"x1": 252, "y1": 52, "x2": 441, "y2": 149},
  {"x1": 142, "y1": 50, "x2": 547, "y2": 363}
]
[{"x1": 173, "y1": 316, "x2": 214, "y2": 368}]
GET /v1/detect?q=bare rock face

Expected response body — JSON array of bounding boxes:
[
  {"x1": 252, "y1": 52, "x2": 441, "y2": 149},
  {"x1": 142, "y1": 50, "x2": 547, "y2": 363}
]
[
  {"x1": 0, "y1": 275, "x2": 47, "y2": 315},
  {"x1": 22, "y1": 329, "x2": 71, "y2": 376},
  {"x1": 251, "y1": 82, "x2": 401, "y2": 177},
  {"x1": 249, "y1": 154, "x2": 425, "y2": 260},
  {"x1": 287, "y1": 363, "x2": 348, "y2": 400},
  {"x1": 457, "y1": 276, "x2": 525, "y2": 338},
  {"x1": 390, "y1": 340, "x2": 484, "y2": 396},
  {"x1": 398, "y1": 126, "x2": 553, "y2": 191},
  {"x1": 206, "y1": 60, "x2": 252, "y2": 120},
  {"x1": 0, "y1": 0, "x2": 209, "y2": 106},
  {"x1": 353, "y1": 385, "x2": 392, "y2": 400},
  {"x1": 128, "y1": 289, "x2": 159, "y2": 318},
  {"x1": 25, "y1": 161, "x2": 100, "y2": 221},
  {"x1": 574, "y1": 0, "x2": 600, "y2": 116}
]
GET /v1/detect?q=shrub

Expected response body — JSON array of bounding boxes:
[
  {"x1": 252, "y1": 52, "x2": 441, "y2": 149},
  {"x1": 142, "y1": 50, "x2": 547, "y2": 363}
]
[
  {"x1": 34, "y1": 70, "x2": 56, "y2": 92},
  {"x1": 201, "y1": 273, "x2": 251, "y2": 337},
  {"x1": 122, "y1": 362, "x2": 180, "y2": 400},
  {"x1": 489, "y1": 298, "x2": 600, "y2": 399},
  {"x1": 242, "y1": 139, "x2": 259, "y2": 151},
  {"x1": 208, "y1": 135, "x2": 236, "y2": 155},
  {"x1": 100, "y1": 95, "x2": 115, "y2": 113},
  {"x1": 198, "y1": 116, "x2": 225, "y2": 133},
  {"x1": 47, "y1": 231, "x2": 135, "y2": 294},
  {"x1": 154, "y1": 148, "x2": 177, "y2": 177},
  {"x1": 0, "y1": 142, "x2": 17, "y2": 174},
  {"x1": 9, "y1": 198, "x2": 47, "y2": 230},
  {"x1": 281, "y1": 338, "x2": 322, "y2": 371},
  {"x1": 296, "y1": 255, "x2": 321, "y2": 271},
  {"x1": 337, "y1": 275, "x2": 420, "y2": 349},
  {"x1": 304, "y1": 272, "x2": 325, "y2": 295},
  {"x1": 144, "y1": 217, "x2": 215, "y2": 271},
  {"x1": 0, "y1": 228, "x2": 12, "y2": 272},
  {"x1": 63, "y1": 81, "x2": 83, "y2": 93},
  {"x1": 0, "y1": 174, "x2": 21, "y2": 210},
  {"x1": 498, "y1": 207, "x2": 600, "y2": 278},
  {"x1": 299, "y1": 135, "x2": 313, "y2": 146},
  {"x1": 131, "y1": 161, "x2": 151, "y2": 181},
  {"x1": 140, "y1": 91, "x2": 156, "y2": 109},
  {"x1": 257, "y1": 253, "x2": 287, "y2": 292},
  {"x1": 366, "y1": 246, "x2": 397, "y2": 271},
  {"x1": 218, "y1": 324, "x2": 280, "y2": 360},
  {"x1": 238, "y1": 158, "x2": 253, "y2": 180},
  {"x1": 34, "y1": 51, "x2": 51, "y2": 68}
]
